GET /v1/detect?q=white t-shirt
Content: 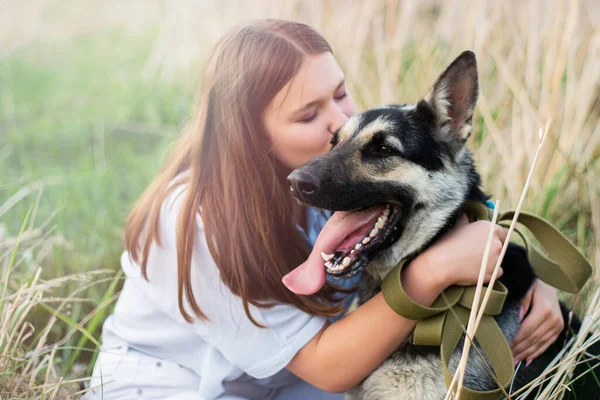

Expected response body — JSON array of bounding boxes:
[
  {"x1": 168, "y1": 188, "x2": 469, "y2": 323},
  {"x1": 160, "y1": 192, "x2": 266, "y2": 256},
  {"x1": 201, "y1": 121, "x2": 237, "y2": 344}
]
[{"x1": 97, "y1": 183, "x2": 335, "y2": 398}]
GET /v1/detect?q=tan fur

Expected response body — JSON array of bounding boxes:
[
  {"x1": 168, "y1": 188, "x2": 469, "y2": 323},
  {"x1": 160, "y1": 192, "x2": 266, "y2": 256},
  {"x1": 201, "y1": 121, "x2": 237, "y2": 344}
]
[
  {"x1": 345, "y1": 354, "x2": 446, "y2": 400},
  {"x1": 338, "y1": 114, "x2": 362, "y2": 142},
  {"x1": 354, "y1": 117, "x2": 396, "y2": 145}
]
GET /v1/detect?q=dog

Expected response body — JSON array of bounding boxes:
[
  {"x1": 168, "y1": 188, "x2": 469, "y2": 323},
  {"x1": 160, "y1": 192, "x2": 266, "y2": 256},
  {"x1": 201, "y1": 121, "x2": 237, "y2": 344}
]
[{"x1": 287, "y1": 51, "x2": 579, "y2": 399}]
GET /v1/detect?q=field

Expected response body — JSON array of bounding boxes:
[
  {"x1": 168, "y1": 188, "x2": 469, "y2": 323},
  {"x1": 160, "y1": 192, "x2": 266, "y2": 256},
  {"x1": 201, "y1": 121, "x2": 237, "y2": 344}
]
[{"x1": 1, "y1": 0, "x2": 598, "y2": 398}]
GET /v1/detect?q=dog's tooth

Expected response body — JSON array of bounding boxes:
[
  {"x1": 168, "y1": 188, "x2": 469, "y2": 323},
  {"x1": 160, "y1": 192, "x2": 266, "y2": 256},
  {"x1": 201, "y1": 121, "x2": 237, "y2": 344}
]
[
  {"x1": 376, "y1": 220, "x2": 385, "y2": 229},
  {"x1": 383, "y1": 208, "x2": 390, "y2": 217},
  {"x1": 381, "y1": 214, "x2": 388, "y2": 222},
  {"x1": 362, "y1": 237, "x2": 371, "y2": 244},
  {"x1": 369, "y1": 228, "x2": 378, "y2": 237},
  {"x1": 342, "y1": 257, "x2": 351, "y2": 267},
  {"x1": 320, "y1": 252, "x2": 334, "y2": 262},
  {"x1": 325, "y1": 260, "x2": 332, "y2": 267},
  {"x1": 351, "y1": 249, "x2": 355, "y2": 254},
  {"x1": 355, "y1": 243, "x2": 362, "y2": 250}
]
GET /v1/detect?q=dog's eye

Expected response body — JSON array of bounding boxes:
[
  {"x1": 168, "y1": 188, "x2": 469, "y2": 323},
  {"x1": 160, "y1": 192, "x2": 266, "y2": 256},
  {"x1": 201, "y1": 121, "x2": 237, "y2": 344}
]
[{"x1": 378, "y1": 146, "x2": 394, "y2": 155}]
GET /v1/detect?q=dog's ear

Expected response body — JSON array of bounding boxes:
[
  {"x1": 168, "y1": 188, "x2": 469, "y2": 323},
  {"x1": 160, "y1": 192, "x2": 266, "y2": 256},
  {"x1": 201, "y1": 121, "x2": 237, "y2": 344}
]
[{"x1": 422, "y1": 50, "x2": 478, "y2": 142}]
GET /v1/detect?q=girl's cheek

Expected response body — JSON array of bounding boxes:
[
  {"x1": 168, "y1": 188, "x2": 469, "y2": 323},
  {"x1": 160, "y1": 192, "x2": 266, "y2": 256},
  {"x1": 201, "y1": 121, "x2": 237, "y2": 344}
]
[
  {"x1": 298, "y1": 124, "x2": 324, "y2": 146},
  {"x1": 314, "y1": 126, "x2": 331, "y2": 151}
]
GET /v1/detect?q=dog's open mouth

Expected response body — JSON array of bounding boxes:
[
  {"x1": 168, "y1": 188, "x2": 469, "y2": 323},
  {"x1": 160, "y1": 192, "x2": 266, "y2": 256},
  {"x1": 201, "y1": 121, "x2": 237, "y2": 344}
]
[
  {"x1": 282, "y1": 202, "x2": 402, "y2": 295},
  {"x1": 322, "y1": 203, "x2": 401, "y2": 279}
]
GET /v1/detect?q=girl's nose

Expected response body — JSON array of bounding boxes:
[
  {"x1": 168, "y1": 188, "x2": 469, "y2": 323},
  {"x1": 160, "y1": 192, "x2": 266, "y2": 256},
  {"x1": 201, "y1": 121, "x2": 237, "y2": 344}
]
[{"x1": 328, "y1": 104, "x2": 350, "y2": 134}]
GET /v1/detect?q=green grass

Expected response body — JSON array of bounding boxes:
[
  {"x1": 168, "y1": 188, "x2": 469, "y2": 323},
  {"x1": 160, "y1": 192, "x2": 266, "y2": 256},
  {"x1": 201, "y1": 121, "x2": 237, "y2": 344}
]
[
  {"x1": 1, "y1": 30, "x2": 192, "y2": 273},
  {"x1": 0, "y1": 30, "x2": 194, "y2": 378}
]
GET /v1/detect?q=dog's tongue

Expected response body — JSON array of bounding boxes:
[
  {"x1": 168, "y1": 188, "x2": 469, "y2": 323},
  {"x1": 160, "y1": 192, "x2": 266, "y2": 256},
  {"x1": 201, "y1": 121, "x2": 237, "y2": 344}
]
[{"x1": 282, "y1": 206, "x2": 384, "y2": 295}]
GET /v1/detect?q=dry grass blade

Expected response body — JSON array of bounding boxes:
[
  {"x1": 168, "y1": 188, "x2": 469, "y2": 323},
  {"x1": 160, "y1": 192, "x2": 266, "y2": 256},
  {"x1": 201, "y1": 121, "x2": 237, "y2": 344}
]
[
  {"x1": 532, "y1": 289, "x2": 600, "y2": 399},
  {"x1": 1, "y1": 192, "x2": 112, "y2": 397},
  {"x1": 446, "y1": 121, "x2": 550, "y2": 399},
  {"x1": 473, "y1": 122, "x2": 549, "y2": 331},
  {"x1": 511, "y1": 297, "x2": 600, "y2": 398},
  {"x1": 445, "y1": 200, "x2": 501, "y2": 399}
]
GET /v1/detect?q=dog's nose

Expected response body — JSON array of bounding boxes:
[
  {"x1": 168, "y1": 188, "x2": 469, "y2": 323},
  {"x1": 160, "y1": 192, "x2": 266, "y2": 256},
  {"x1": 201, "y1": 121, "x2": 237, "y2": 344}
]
[{"x1": 287, "y1": 169, "x2": 319, "y2": 199}]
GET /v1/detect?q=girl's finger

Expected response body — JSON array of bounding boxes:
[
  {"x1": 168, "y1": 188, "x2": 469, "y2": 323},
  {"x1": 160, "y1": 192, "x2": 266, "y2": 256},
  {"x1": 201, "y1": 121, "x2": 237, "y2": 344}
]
[
  {"x1": 456, "y1": 213, "x2": 469, "y2": 226},
  {"x1": 512, "y1": 320, "x2": 555, "y2": 361},
  {"x1": 511, "y1": 309, "x2": 545, "y2": 350},
  {"x1": 523, "y1": 329, "x2": 561, "y2": 365},
  {"x1": 519, "y1": 289, "x2": 534, "y2": 322},
  {"x1": 494, "y1": 224, "x2": 507, "y2": 243}
]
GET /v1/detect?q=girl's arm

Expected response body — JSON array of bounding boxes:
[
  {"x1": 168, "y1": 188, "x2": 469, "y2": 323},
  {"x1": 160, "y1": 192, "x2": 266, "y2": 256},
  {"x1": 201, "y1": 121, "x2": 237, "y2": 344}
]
[
  {"x1": 287, "y1": 216, "x2": 506, "y2": 393},
  {"x1": 287, "y1": 255, "x2": 441, "y2": 393}
]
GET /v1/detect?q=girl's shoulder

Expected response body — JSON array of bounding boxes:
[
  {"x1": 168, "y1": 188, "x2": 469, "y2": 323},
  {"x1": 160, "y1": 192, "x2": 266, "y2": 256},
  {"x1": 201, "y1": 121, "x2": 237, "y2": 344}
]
[{"x1": 123, "y1": 174, "x2": 210, "y2": 286}]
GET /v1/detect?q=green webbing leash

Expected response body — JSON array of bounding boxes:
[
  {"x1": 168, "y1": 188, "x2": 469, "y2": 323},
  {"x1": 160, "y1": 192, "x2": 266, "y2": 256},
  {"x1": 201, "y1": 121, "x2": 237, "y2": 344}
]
[{"x1": 382, "y1": 200, "x2": 593, "y2": 400}]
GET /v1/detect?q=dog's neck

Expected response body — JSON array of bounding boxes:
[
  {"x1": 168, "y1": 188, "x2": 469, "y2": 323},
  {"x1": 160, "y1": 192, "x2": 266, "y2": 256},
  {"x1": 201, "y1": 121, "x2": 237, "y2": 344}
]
[
  {"x1": 367, "y1": 201, "x2": 465, "y2": 282},
  {"x1": 366, "y1": 151, "x2": 485, "y2": 282}
]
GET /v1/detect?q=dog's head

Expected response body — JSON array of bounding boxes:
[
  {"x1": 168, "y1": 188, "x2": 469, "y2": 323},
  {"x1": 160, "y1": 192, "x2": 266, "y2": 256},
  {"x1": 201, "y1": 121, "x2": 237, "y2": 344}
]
[{"x1": 287, "y1": 51, "x2": 484, "y2": 284}]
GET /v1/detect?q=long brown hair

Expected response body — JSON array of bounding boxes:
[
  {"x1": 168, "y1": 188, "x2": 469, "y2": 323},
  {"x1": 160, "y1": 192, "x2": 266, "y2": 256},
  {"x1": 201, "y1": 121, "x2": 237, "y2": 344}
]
[{"x1": 125, "y1": 19, "x2": 346, "y2": 325}]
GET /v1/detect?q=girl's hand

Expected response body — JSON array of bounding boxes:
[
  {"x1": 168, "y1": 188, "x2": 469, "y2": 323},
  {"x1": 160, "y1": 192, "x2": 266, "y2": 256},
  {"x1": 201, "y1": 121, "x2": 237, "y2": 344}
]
[
  {"x1": 511, "y1": 279, "x2": 564, "y2": 366},
  {"x1": 415, "y1": 213, "x2": 507, "y2": 290}
]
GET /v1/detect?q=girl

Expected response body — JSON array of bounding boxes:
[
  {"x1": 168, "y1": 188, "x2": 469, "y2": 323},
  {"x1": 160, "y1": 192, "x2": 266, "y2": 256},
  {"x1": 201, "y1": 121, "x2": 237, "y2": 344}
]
[{"x1": 86, "y1": 19, "x2": 565, "y2": 399}]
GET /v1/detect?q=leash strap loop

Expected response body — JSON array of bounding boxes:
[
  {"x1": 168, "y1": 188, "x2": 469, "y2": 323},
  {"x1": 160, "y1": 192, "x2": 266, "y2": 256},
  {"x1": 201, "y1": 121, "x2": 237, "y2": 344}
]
[{"x1": 382, "y1": 201, "x2": 593, "y2": 399}]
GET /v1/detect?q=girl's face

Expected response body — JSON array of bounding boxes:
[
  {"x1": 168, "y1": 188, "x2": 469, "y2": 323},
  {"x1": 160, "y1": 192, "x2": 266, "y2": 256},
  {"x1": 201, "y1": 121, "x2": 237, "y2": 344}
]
[{"x1": 264, "y1": 52, "x2": 357, "y2": 170}]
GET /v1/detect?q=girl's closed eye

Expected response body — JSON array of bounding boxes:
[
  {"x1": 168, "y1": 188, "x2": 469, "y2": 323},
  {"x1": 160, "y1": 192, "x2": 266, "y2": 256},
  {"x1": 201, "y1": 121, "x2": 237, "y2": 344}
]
[
  {"x1": 334, "y1": 88, "x2": 347, "y2": 100},
  {"x1": 299, "y1": 111, "x2": 318, "y2": 123},
  {"x1": 298, "y1": 86, "x2": 347, "y2": 123}
]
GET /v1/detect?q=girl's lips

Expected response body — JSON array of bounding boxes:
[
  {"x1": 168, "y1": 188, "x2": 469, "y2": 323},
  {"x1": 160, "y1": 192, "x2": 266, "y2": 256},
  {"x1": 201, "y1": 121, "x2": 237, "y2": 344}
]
[{"x1": 282, "y1": 205, "x2": 384, "y2": 295}]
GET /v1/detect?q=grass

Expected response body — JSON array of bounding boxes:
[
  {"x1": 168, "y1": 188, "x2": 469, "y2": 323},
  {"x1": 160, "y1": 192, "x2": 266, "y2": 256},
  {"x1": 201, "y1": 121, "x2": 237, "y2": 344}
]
[
  {"x1": 1, "y1": 0, "x2": 599, "y2": 398},
  {"x1": 0, "y1": 29, "x2": 194, "y2": 395},
  {"x1": 1, "y1": 31, "x2": 192, "y2": 259},
  {"x1": 0, "y1": 31, "x2": 192, "y2": 278}
]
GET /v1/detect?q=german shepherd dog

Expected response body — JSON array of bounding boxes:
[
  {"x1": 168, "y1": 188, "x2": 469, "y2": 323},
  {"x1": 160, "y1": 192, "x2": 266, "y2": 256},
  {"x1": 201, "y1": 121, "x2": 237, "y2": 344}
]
[{"x1": 286, "y1": 51, "x2": 579, "y2": 399}]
